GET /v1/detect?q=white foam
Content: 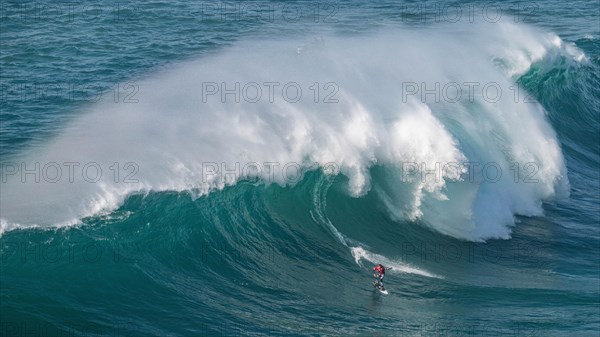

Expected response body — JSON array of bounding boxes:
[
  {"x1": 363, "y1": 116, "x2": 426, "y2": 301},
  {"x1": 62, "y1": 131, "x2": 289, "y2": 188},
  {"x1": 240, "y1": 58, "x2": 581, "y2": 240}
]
[
  {"x1": 351, "y1": 246, "x2": 440, "y2": 279},
  {"x1": 1, "y1": 22, "x2": 583, "y2": 240}
]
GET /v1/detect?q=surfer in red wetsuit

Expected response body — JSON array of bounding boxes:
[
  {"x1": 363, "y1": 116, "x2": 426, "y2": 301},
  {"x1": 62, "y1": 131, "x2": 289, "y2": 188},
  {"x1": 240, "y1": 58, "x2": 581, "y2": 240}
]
[{"x1": 373, "y1": 264, "x2": 390, "y2": 288}]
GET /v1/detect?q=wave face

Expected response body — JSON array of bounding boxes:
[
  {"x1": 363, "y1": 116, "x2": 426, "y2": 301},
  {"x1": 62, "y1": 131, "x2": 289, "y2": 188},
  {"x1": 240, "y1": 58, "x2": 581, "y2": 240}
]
[
  {"x1": 2, "y1": 1, "x2": 600, "y2": 335},
  {"x1": 0, "y1": 22, "x2": 583, "y2": 241}
]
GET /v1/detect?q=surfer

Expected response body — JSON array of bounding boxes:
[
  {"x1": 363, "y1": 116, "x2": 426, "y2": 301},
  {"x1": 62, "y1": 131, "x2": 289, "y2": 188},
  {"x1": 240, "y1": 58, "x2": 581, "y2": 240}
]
[{"x1": 373, "y1": 264, "x2": 391, "y2": 289}]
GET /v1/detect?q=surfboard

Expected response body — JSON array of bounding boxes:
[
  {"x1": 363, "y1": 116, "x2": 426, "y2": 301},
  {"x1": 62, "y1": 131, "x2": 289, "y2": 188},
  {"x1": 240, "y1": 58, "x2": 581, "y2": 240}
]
[{"x1": 373, "y1": 281, "x2": 388, "y2": 295}]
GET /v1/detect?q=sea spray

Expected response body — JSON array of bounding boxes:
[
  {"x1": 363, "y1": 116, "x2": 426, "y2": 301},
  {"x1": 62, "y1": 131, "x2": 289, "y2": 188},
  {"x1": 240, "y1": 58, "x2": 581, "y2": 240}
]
[{"x1": 1, "y1": 22, "x2": 583, "y2": 240}]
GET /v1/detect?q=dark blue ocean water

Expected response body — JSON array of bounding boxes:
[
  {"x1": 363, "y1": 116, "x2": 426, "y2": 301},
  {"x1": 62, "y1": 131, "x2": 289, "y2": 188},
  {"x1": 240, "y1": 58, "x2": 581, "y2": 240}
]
[{"x1": 1, "y1": 1, "x2": 599, "y2": 336}]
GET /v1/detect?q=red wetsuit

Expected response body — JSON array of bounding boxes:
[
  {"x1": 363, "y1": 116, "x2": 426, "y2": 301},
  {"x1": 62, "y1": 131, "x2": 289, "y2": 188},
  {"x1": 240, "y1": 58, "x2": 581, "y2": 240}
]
[{"x1": 373, "y1": 265, "x2": 385, "y2": 284}]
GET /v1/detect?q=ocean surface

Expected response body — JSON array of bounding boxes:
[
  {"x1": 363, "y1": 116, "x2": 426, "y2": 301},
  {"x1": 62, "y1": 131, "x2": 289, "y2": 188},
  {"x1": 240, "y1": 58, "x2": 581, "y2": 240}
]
[{"x1": 1, "y1": 0, "x2": 599, "y2": 336}]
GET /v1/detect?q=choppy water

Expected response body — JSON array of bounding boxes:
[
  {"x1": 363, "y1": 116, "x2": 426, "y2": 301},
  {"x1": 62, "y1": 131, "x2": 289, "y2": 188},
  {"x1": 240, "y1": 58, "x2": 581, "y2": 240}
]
[{"x1": 1, "y1": 1, "x2": 599, "y2": 336}]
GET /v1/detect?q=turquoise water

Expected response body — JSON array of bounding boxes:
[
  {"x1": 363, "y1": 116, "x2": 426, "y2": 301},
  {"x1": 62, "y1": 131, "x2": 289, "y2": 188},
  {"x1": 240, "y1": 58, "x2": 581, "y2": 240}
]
[{"x1": 1, "y1": 1, "x2": 599, "y2": 336}]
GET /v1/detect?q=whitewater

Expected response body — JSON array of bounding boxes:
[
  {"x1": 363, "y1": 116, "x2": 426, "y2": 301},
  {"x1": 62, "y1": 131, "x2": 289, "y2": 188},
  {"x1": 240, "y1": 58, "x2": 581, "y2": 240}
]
[
  {"x1": 2, "y1": 1, "x2": 599, "y2": 335},
  {"x1": 1, "y1": 23, "x2": 584, "y2": 241}
]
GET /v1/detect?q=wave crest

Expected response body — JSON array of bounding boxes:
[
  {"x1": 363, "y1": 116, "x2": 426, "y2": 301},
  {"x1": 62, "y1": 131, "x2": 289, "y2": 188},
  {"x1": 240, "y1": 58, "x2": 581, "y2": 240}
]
[{"x1": 1, "y1": 22, "x2": 583, "y2": 240}]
